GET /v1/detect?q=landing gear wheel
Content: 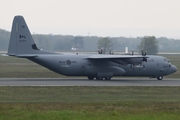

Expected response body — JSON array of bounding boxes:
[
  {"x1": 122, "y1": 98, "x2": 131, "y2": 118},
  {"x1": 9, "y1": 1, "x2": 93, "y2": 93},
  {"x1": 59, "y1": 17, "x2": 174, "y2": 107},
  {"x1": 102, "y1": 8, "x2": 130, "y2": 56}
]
[
  {"x1": 96, "y1": 77, "x2": 103, "y2": 80},
  {"x1": 88, "y1": 76, "x2": 94, "y2": 80},
  {"x1": 157, "y1": 76, "x2": 163, "y2": 80},
  {"x1": 105, "y1": 77, "x2": 111, "y2": 80}
]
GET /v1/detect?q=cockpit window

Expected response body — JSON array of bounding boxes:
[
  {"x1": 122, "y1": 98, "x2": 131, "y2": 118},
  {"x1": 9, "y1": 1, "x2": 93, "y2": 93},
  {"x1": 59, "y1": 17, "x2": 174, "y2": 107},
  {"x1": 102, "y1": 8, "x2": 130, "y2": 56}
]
[{"x1": 164, "y1": 59, "x2": 169, "y2": 63}]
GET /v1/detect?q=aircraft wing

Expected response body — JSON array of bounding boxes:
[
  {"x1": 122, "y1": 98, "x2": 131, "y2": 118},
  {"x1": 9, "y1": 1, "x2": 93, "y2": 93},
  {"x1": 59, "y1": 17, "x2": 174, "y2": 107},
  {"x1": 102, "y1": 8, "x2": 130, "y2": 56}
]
[
  {"x1": 87, "y1": 55, "x2": 147, "y2": 59},
  {"x1": 86, "y1": 55, "x2": 148, "y2": 65}
]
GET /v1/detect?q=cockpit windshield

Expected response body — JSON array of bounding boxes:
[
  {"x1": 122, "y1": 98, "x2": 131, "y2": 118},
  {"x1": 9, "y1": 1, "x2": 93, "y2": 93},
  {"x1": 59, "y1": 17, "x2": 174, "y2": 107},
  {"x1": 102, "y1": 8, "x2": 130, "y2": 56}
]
[
  {"x1": 164, "y1": 58, "x2": 171, "y2": 65},
  {"x1": 164, "y1": 59, "x2": 169, "y2": 63}
]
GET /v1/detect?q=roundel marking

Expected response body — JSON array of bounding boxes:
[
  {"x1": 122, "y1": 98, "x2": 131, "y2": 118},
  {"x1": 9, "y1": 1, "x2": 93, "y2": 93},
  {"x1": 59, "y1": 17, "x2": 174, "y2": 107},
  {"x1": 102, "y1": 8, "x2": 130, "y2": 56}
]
[{"x1": 67, "y1": 60, "x2": 71, "y2": 65}]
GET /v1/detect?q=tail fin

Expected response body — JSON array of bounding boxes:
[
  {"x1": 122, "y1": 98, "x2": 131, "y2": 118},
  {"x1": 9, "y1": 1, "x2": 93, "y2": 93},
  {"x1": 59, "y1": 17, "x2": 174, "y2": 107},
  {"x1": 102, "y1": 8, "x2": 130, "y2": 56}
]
[{"x1": 8, "y1": 16, "x2": 48, "y2": 56}]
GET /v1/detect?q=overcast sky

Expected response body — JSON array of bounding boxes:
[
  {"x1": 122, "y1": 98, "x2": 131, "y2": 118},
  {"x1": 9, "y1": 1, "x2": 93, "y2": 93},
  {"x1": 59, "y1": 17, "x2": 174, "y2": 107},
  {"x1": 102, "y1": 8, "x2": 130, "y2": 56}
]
[{"x1": 1, "y1": 0, "x2": 180, "y2": 38}]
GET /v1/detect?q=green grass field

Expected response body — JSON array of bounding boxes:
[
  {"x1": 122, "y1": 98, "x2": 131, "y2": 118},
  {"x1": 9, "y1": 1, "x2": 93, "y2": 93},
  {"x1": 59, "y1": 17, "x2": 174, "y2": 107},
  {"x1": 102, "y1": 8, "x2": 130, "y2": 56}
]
[
  {"x1": 0, "y1": 55, "x2": 61, "y2": 78},
  {"x1": 0, "y1": 54, "x2": 180, "y2": 120},
  {"x1": 0, "y1": 86, "x2": 180, "y2": 120}
]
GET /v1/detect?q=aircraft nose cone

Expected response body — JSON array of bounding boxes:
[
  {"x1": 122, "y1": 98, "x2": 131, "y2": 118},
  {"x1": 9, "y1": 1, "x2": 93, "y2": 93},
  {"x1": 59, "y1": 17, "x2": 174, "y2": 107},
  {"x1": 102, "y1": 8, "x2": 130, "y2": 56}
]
[{"x1": 171, "y1": 65, "x2": 177, "y2": 73}]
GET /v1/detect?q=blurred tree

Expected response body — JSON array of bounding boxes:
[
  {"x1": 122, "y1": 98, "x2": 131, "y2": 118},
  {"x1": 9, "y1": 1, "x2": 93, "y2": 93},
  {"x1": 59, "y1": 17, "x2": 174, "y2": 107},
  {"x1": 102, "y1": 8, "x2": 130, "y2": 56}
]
[
  {"x1": 137, "y1": 36, "x2": 158, "y2": 55},
  {"x1": 97, "y1": 37, "x2": 113, "y2": 54},
  {"x1": 72, "y1": 36, "x2": 84, "y2": 50}
]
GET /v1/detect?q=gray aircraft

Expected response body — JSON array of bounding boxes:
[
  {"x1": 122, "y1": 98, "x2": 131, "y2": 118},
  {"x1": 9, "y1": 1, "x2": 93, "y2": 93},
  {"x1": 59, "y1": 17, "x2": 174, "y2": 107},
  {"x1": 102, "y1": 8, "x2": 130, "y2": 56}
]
[{"x1": 7, "y1": 16, "x2": 177, "y2": 80}]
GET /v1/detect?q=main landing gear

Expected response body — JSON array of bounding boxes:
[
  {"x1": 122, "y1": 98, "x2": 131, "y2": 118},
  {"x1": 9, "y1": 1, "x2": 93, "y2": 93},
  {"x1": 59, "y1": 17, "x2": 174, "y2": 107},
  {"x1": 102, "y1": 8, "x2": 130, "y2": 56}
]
[{"x1": 87, "y1": 76, "x2": 112, "y2": 80}]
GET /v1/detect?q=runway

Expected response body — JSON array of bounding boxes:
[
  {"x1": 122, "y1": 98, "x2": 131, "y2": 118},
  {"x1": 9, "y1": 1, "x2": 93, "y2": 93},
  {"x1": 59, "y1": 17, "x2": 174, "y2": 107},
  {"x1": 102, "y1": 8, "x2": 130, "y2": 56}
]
[{"x1": 0, "y1": 78, "x2": 180, "y2": 86}]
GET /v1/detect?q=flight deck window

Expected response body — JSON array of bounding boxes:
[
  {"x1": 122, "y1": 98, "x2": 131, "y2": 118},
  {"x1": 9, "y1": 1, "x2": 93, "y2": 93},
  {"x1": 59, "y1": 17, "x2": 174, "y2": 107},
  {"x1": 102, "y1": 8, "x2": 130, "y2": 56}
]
[{"x1": 164, "y1": 59, "x2": 169, "y2": 63}]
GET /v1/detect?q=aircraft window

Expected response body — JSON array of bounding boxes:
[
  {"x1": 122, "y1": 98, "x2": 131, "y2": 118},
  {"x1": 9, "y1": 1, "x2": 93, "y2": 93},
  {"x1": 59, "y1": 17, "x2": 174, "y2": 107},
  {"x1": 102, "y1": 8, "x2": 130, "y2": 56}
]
[{"x1": 164, "y1": 59, "x2": 169, "y2": 63}]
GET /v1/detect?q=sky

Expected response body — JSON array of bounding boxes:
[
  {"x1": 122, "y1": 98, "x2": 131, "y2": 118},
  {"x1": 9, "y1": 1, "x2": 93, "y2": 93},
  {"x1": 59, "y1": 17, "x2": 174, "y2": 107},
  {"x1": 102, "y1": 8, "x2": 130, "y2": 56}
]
[{"x1": 1, "y1": 0, "x2": 180, "y2": 38}]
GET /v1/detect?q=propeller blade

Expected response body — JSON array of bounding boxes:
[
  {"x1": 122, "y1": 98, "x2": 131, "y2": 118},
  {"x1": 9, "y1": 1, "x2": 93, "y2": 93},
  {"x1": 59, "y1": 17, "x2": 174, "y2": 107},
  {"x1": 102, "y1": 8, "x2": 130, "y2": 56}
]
[
  {"x1": 132, "y1": 50, "x2": 134, "y2": 56},
  {"x1": 130, "y1": 64, "x2": 133, "y2": 70},
  {"x1": 143, "y1": 63, "x2": 145, "y2": 70},
  {"x1": 141, "y1": 49, "x2": 144, "y2": 56},
  {"x1": 144, "y1": 51, "x2": 147, "y2": 56}
]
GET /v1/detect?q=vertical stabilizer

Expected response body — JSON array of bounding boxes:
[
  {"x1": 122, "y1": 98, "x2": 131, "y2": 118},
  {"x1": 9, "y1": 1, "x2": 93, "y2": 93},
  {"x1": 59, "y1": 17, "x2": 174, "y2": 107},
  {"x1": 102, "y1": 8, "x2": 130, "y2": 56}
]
[{"x1": 8, "y1": 16, "x2": 44, "y2": 56}]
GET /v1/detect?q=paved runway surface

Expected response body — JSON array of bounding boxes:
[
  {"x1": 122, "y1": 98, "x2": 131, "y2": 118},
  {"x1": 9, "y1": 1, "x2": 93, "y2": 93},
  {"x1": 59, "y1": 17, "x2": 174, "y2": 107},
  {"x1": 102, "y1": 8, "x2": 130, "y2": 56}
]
[{"x1": 0, "y1": 78, "x2": 180, "y2": 86}]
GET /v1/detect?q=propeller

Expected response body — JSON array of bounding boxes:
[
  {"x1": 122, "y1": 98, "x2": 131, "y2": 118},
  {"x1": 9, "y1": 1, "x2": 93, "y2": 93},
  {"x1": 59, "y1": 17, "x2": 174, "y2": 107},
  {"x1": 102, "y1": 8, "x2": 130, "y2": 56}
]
[
  {"x1": 130, "y1": 64, "x2": 133, "y2": 70},
  {"x1": 141, "y1": 49, "x2": 144, "y2": 56},
  {"x1": 130, "y1": 64, "x2": 135, "y2": 70},
  {"x1": 141, "y1": 49, "x2": 148, "y2": 69},
  {"x1": 129, "y1": 49, "x2": 147, "y2": 70},
  {"x1": 132, "y1": 50, "x2": 134, "y2": 56},
  {"x1": 142, "y1": 62, "x2": 146, "y2": 70},
  {"x1": 141, "y1": 49, "x2": 147, "y2": 56},
  {"x1": 143, "y1": 57, "x2": 147, "y2": 62},
  {"x1": 144, "y1": 51, "x2": 147, "y2": 56}
]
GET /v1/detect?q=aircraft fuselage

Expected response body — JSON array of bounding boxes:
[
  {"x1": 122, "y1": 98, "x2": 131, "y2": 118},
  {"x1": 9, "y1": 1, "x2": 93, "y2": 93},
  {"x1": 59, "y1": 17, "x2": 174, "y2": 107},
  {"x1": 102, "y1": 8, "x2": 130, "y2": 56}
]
[{"x1": 29, "y1": 54, "x2": 177, "y2": 80}]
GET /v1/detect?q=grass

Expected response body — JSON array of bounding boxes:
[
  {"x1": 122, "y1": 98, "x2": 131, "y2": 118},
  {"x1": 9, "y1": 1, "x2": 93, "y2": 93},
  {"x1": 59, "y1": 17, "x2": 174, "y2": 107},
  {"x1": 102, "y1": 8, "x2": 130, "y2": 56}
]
[
  {"x1": 0, "y1": 56, "x2": 62, "y2": 78},
  {"x1": 0, "y1": 86, "x2": 180, "y2": 103},
  {"x1": 0, "y1": 104, "x2": 179, "y2": 120},
  {"x1": 0, "y1": 55, "x2": 180, "y2": 119},
  {"x1": 0, "y1": 86, "x2": 180, "y2": 120}
]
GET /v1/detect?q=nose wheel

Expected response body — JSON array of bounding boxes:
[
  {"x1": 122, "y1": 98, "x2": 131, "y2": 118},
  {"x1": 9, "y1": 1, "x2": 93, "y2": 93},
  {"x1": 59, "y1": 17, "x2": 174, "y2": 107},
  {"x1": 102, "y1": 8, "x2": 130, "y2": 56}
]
[{"x1": 157, "y1": 76, "x2": 163, "y2": 80}]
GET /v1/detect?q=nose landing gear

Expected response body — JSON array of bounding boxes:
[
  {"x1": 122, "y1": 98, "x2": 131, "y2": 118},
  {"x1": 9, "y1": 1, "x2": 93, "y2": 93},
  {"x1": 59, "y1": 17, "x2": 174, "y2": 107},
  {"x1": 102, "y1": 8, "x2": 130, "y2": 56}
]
[{"x1": 157, "y1": 76, "x2": 163, "y2": 80}]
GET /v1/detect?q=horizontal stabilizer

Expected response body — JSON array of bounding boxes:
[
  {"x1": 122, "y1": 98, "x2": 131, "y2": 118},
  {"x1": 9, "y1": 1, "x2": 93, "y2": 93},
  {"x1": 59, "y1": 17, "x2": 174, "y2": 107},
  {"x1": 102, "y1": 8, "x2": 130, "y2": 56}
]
[
  {"x1": 7, "y1": 53, "x2": 38, "y2": 58},
  {"x1": 15, "y1": 54, "x2": 38, "y2": 58}
]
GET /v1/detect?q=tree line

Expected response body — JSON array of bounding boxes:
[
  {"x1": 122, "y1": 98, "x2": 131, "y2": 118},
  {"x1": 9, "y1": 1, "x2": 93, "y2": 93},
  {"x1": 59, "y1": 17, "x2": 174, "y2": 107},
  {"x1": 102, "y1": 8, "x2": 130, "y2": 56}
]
[{"x1": 0, "y1": 28, "x2": 180, "y2": 53}]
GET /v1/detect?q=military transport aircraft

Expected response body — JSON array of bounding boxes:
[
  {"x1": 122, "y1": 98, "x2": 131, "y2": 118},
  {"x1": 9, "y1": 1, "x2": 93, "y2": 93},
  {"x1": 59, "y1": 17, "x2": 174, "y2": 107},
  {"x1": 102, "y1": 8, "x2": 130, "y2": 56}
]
[{"x1": 7, "y1": 16, "x2": 177, "y2": 80}]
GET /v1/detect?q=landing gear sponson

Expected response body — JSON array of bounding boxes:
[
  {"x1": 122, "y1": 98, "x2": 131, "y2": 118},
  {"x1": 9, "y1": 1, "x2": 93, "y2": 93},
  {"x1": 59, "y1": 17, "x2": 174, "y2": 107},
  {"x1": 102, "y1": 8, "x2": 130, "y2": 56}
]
[{"x1": 88, "y1": 76, "x2": 164, "y2": 80}]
